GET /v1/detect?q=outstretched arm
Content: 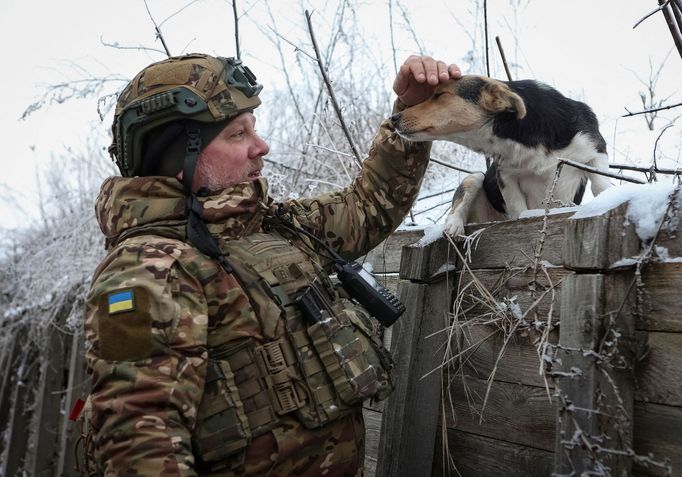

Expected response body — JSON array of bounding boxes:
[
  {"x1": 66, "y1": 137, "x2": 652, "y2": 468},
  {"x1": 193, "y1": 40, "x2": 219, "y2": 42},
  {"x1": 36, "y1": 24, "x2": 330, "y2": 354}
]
[{"x1": 287, "y1": 56, "x2": 461, "y2": 261}]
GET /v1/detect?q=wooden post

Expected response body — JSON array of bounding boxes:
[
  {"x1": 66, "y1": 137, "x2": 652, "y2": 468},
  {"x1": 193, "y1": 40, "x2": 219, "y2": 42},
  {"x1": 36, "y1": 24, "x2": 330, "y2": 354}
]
[
  {"x1": 58, "y1": 328, "x2": 89, "y2": 477},
  {"x1": 377, "y1": 239, "x2": 454, "y2": 477},
  {"x1": 554, "y1": 208, "x2": 637, "y2": 475},
  {"x1": 25, "y1": 323, "x2": 71, "y2": 476},
  {"x1": 562, "y1": 203, "x2": 639, "y2": 271},
  {"x1": 1, "y1": 344, "x2": 40, "y2": 477}
]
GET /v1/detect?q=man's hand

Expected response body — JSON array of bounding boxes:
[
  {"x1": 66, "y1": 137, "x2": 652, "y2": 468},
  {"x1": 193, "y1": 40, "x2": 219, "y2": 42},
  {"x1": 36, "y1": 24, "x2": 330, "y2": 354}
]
[{"x1": 393, "y1": 55, "x2": 462, "y2": 107}]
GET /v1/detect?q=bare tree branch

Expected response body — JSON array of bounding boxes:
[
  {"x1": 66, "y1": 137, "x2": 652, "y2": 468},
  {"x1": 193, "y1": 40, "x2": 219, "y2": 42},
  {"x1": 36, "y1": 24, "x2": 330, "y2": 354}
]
[
  {"x1": 144, "y1": 0, "x2": 172, "y2": 57},
  {"x1": 609, "y1": 162, "x2": 682, "y2": 176},
  {"x1": 305, "y1": 9, "x2": 362, "y2": 167},
  {"x1": 653, "y1": 123, "x2": 675, "y2": 171},
  {"x1": 21, "y1": 76, "x2": 128, "y2": 120},
  {"x1": 395, "y1": 1, "x2": 425, "y2": 55},
  {"x1": 622, "y1": 100, "x2": 682, "y2": 118},
  {"x1": 484, "y1": 0, "x2": 490, "y2": 76},
  {"x1": 388, "y1": 0, "x2": 399, "y2": 75},
  {"x1": 429, "y1": 158, "x2": 475, "y2": 174},
  {"x1": 99, "y1": 36, "x2": 167, "y2": 55},
  {"x1": 558, "y1": 157, "x2": 645, "y2": 184},
  {"x1": 264, "y1": 26, "x2": 317, "y2": 62},
  {"x1": 158, "y1": 0, "x2": 203, "y2": 29},
  {"x1": 495, "y1": 36, "x2": 513, "y2": 81},
  {"x1": 660, "y1": 0, "x2": 682, "y2": 60},
  {"x1": 633, "y1": 0, "x2": 671, "y2": 29},
  {"x1": 232, "y1": 0, "x2": 241, "y2": 59}
]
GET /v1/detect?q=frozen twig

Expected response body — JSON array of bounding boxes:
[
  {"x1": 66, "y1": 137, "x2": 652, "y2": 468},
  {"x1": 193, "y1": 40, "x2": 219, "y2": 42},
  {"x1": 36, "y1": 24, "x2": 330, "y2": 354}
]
[
  {"x1": 633, "y1": 0, "x2": 671, "y2": 29},
  {"x1": 143, "y1": 0, "x2": 172, "y2": 57},
  {"x1": 622, "y1": 100, "x2": 682, "y2": 118},
  {"x1": 232, "y1": 0, "x2": 241, "y2": 59},
  {"x1": 557, "y1": 157, "x2": 646, "y2": 184},
  {"x1": 495, "y1": 36, "x2": 513, "y2": 81},
  {"x1": 430, "y1": 158, "x2": 476, "y2": 174},
  {"x1": 609, "y1": 162, "x2": 682, "y2": 176},
  {"x1": 305, "y1": 10, "x2": 362, "y2": 167}
]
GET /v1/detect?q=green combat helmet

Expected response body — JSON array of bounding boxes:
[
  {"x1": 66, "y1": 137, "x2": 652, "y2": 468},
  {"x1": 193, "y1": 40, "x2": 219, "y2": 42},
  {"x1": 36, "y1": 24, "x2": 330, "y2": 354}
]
[{"x1": 109, "y1": 53, "x2": 262, "y2": 178}]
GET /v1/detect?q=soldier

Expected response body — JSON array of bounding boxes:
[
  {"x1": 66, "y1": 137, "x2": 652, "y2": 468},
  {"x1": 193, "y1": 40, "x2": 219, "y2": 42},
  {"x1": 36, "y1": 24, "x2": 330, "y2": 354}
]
[{"x1": 84, "y1": 53, "x2": 460, "y2": 476}]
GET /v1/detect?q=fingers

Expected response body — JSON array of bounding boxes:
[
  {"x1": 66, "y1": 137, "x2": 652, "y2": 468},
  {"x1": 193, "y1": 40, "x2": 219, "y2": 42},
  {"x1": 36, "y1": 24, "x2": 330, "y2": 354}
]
[
  {"x1": 398, "y1": 55, "x2": 461, "y2": 85},
  {"x1": 393, "y1": 55, "x2": 463, "y2": 106}
]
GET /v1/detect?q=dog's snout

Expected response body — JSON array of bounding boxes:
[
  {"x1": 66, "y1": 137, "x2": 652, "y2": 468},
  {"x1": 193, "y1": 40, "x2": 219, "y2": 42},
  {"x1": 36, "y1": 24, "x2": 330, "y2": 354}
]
[{"x1": 390, "y1": 112, "x2": 402, "y2": 124}]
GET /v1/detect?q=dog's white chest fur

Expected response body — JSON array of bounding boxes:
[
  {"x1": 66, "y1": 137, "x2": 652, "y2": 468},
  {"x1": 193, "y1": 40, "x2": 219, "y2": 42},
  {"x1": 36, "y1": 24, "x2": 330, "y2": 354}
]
[{"x1": 453, "y1": 126, "x2": 602, "y2": 217}]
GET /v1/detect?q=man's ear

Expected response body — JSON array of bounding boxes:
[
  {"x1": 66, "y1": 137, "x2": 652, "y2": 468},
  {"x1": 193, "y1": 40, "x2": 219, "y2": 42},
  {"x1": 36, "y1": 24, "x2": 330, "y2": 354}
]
[{"x1": 480, "y1": 81, "x2": 527, "y2": 119}]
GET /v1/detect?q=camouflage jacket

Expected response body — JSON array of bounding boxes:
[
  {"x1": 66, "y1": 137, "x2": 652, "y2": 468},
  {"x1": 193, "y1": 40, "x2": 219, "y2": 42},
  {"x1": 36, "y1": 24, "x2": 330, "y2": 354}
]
[{"x1": 84, "y1": 105, "x2": 431, "y2": 476}]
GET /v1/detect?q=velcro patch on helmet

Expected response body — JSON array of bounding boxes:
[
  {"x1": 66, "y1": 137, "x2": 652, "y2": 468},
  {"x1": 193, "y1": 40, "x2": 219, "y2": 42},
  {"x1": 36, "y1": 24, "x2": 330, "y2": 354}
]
[
  {"x1": 98, "y1": 287, "x2": 153, "y2": 361},
  {"x1": 144, "y1": 62, "x2": 193, "y2": 88}
]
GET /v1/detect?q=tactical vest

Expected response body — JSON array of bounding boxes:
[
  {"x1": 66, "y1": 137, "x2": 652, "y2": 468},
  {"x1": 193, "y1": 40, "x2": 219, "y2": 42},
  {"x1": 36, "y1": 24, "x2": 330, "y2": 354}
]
[{"x1": 189, "y1": 232, "x2": 393, "y2": 470}]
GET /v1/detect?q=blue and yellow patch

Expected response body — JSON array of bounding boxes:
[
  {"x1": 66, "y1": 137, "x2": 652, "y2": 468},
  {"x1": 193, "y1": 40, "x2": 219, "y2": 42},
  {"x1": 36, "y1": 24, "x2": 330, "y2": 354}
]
[{"x1": 107, "y1": 289, "x2": 135, "y2": 315}]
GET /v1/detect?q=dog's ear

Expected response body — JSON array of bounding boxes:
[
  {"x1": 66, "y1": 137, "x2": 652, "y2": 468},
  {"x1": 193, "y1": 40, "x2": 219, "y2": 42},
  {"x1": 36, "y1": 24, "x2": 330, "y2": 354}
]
[{"x1": 480, "y1": 81, "x2": 527, "y2": 119}]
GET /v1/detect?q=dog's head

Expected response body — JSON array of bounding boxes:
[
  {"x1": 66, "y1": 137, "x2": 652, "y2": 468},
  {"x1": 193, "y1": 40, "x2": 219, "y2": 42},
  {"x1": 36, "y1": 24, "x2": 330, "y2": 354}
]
[{"x1": 391, "y1": 75, "x2": 526, "y2": 142}]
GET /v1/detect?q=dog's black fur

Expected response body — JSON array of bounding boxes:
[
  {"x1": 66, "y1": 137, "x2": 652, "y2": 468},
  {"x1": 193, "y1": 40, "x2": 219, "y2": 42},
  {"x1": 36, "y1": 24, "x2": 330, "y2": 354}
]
[{"x1": 391, "y1": 75, "x2": 612, "y2": 236}]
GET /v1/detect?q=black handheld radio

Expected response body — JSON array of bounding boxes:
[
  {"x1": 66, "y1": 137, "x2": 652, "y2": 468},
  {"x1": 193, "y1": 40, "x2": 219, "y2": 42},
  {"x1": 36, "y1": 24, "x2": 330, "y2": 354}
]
[
  {"x1": 333, "y1": 261, "x2": 405, "y2": 327},
  {"x1": 274, "y1": 211, "x2": 406, "y2": 327}
]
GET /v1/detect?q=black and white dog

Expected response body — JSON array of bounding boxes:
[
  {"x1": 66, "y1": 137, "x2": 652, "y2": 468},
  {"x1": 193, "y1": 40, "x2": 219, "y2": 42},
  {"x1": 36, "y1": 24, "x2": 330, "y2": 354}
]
[{"x1": 391, "y1": 75, "x2": 611, "y2": 236}]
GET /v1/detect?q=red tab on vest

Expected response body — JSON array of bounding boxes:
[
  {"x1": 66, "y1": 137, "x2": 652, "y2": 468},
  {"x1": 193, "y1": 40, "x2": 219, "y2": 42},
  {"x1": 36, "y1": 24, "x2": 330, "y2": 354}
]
[{"x1": 69, "y1": 398, "x2": 86, "y2": 421}]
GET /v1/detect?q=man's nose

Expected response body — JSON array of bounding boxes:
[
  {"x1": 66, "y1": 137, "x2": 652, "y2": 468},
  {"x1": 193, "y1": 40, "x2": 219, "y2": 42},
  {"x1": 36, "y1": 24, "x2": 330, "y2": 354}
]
[{"x1": 254, "y1": 134, "x2": 270, "y2": 157}]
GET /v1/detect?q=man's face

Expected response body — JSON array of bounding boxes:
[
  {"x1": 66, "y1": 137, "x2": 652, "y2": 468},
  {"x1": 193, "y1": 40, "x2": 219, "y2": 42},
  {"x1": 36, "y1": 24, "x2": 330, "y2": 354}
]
[{"x1": 191, "y1": 112, "x2": 269, "y2": 192}]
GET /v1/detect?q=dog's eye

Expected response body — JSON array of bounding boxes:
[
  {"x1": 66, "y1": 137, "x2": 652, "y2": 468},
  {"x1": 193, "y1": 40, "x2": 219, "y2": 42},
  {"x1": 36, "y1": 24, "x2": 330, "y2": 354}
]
[{"x1": 434, "y1": 92, "x2": 446, "y2": 99}]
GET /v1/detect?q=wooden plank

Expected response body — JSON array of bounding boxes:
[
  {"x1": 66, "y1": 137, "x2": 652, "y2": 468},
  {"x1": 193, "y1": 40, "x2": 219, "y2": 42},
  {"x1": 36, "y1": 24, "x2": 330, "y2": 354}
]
[
  {"x1": 0, "y1": 328, "x2": 23, "y2": 460},
  {"x1": 456, "y1": 267, "x2": 571, "y2": 327},
  {"x1": 400, "y1": 211, "x2": 574, "y2": 280},
  {"x1": 363, "y1": 228, "x2": 424, "y2": 274},
  {"x1": 27, "y1": 324, "x2": 71, "y2": 477},
  {"x1": 633, "y1": 401, "x2": 681, "y2": 477},
  {"x1": 458, "y1": 324, "x2": 557, "y2": 389},
  {"x1": 376, "y1": 277, "x2": 454, "y2": 477},
  {"x1": 626, "y1": 262, "x2": 682, "y2": 332},
  {"x1": 399, "y1": 234, "x2": 455, "y2": 282},
  {"x1": 433, "y1": 427, "x2": 554, "y2": 477},
  {"x1": 58, "y1": 329, "x2": 90, "y2": 477},
  {"x1": 444, "y1": 375, "x2": 556, "y2": 451},
  {"x1": 553, "y1": 273, "x2": 635, "y2": 476},
  {"x1": 463, "y1": 211, "x2": 573, "y2": 270},
  {"x1": 563, "y1": 202, "x2": 640, "y2": 271},
  {"x1": 654, "y1": 228, "x2": 682, "y2": 260},
  {"x1": 363, "y1": 407, "x2": 382, "y2": 477},
  {"x1": 1, "y1": 346, "x2": 40, "y2": 477},
  {"x1": 634, "y1": 331, "x2": 682, "y2": 406}
]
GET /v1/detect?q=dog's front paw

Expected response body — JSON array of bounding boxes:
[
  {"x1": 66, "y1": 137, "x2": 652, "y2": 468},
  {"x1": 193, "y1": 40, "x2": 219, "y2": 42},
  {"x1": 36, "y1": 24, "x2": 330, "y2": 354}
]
[{"x1": 444, "y1": 214, "x2": 465, "y2": 238}]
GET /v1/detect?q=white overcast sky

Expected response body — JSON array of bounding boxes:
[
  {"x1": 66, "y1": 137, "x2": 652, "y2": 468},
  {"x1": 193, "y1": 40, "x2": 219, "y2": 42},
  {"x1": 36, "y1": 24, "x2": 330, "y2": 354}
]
[{"x1": 0, "y1": 0, "x2": 680, "y2": 230}]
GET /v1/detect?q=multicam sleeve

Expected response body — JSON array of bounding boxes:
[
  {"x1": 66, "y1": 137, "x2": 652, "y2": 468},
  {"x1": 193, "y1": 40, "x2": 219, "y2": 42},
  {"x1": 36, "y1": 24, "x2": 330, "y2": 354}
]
[
  {"x1": 84, "y1": 243, "x2": 208, "y2": 476},
  {"x1": 286, "y1": 100, "x2": 431, "y2": 260}
]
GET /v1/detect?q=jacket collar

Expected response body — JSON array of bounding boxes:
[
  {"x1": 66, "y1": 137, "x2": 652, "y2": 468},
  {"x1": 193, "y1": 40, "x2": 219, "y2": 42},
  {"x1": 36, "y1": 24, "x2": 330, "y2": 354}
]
[{"x1": 95, "y1": 176, "x2": 271, "y2": 247}]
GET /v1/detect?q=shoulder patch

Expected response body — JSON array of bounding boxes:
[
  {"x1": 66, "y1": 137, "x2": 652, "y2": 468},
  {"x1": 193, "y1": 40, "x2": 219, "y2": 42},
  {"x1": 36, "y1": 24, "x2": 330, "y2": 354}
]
[
  {"x1": 108, "y1": 289, "x2": 135, "y2": 314},
  {"x1": 98, "y1": 286, "x2": 153, "y2": 361}
]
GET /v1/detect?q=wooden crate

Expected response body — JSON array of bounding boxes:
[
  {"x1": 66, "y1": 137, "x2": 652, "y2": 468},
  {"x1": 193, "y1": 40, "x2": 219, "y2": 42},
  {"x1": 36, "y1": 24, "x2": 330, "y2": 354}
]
[{"x1": 376, "y1": 203, "x2": 682, "y2": 477}]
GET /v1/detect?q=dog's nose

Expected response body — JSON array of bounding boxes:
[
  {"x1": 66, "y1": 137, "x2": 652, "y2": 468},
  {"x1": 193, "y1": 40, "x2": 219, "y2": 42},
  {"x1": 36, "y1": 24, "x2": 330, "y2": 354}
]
[{"x1": 390, "y1": 112, "x2": 401, "y2": 124}]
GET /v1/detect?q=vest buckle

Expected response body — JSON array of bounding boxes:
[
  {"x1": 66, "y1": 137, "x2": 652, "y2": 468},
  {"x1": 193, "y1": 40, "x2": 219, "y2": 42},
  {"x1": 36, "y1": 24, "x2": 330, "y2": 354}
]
[{"x1": 255, "y1": 340, "x2": 305, "y2": 415}]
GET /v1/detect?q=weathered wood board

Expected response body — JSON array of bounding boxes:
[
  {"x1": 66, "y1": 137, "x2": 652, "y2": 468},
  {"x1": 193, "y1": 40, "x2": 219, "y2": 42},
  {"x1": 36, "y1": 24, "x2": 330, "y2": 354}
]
[
  {"x1": 633, "y1": 401, "x2": 682, "y2": 476},
  {"x1": 457, "y1": 325, "x2": 558, "y2": 389},
  {"x1": 433, "y1": 427, "x2": 554, "y2": 477},
  {"x1": 400, "y1": 210, "x2": 576, "y2": 281},
  {"x1": 635, "y1": 331, "x2": 682, "y2": 406},
  {"x1": 443, "y1": 376, "x2": 556, "y2": 451}
]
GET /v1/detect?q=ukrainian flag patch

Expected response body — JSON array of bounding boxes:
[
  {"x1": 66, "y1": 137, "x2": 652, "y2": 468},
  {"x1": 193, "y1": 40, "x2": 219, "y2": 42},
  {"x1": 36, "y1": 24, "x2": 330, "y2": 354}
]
[{"x1": 107, "y1": 289, "x2": 135, "y2": 315}]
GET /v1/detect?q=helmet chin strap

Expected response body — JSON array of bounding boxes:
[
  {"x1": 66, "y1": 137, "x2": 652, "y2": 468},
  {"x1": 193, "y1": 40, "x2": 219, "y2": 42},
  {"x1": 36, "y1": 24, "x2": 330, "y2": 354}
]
[{"x1": 183, "y1": 123, "x2": 234, "y2": 273}]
